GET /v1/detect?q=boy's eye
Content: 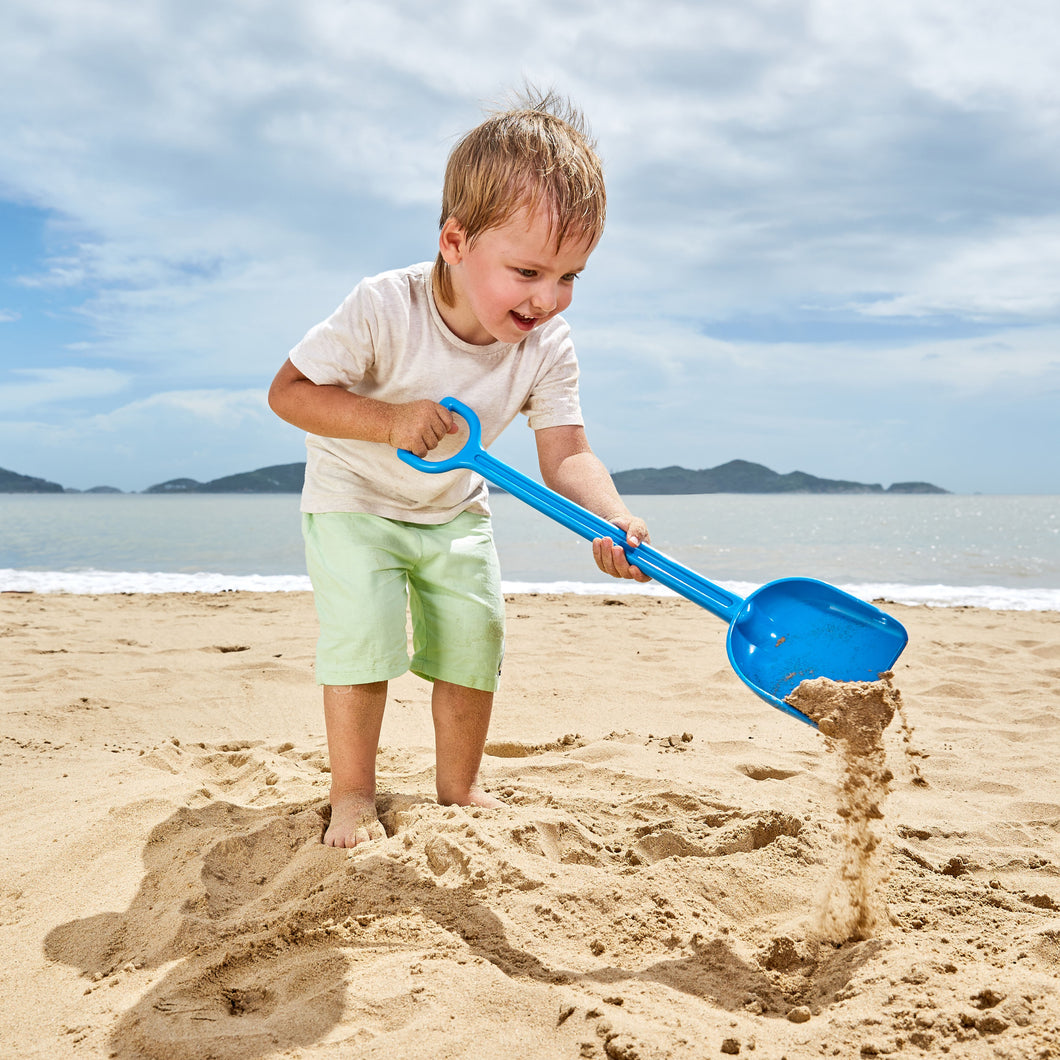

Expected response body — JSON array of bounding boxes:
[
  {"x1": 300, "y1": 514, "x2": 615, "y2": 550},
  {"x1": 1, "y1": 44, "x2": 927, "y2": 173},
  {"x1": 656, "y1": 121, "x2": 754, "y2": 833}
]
[{"x1": 513, "y1": 267, "x2": 580, "y2": 282}]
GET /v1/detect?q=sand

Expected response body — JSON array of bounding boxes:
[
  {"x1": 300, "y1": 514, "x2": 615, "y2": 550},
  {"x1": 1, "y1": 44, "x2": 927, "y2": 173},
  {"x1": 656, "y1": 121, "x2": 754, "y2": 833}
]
[
  {"x1": 786, "y1": 674, "x2": 903, "y2": 944},
  {"x1": 2, "y1": 591, "x2": 1059, "y2": 1059}
]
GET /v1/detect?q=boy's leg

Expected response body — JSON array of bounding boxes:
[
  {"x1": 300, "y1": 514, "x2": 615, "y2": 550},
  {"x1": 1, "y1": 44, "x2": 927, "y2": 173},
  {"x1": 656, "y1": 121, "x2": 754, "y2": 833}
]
[
  {"x1": 323, "y1": 682, "x2": 389, "y2": 847},
  {"x1": 431, "y1": 680, "x2": 502, "y2": 808},
  {"x1": 304, "y1": 513, "x2": 420, "y2": 847}
]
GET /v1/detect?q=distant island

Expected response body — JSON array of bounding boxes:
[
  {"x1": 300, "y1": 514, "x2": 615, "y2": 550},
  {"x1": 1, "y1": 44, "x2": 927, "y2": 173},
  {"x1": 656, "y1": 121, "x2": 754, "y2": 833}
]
[
  {"x1": 144, "y1": 464, "x2": 306, "y2": 494},
  {"x1": 611, "y1": 460, "x2": 947, "y2": 495},
  {"x1": 0, "y1": 467, "x2": 65, "y2": 493},
  {"x1": 0, "y1": 466, "x2": 125, "y2": 494},
  {"x1": 1, "y1": 461, "x2": 949, "y2": 495}
]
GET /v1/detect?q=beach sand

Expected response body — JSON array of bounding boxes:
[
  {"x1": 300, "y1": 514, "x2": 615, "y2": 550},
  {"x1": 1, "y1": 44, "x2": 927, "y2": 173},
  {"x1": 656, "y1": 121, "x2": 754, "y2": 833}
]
[{"x1": 2, "y1": 591, "x2": 1059, "y2": 1059}]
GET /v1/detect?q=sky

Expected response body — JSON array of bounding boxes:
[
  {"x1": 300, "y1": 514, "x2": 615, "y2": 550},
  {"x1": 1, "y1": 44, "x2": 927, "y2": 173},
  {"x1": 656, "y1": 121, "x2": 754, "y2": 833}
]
[{"x1": 1, "y1": 0, "x2": 1058, "y2": 495}]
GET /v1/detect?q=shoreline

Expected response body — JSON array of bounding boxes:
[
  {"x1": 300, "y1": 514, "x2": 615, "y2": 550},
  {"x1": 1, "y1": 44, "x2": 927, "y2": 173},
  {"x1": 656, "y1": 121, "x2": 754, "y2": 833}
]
[
  {"x1": 3, "y1": 571, "x2": 1059, "y2": 611},
  {"x1": 2, "y1": 592, "x2": 1059, "y2": 1058}
]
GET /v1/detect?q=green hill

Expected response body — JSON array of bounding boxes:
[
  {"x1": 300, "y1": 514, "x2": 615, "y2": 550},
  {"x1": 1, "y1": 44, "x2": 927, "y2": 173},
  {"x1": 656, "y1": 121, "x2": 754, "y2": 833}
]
[
  {"x1": 6, "y1": 459, "x2": 948, "y2": 496},
  {"x1": 610, "y1": 460, "x2": 948, "y2": 495},
  {"x1": 144, "y1": 464, "x2": 306, "y2": 493},
  {"x1": 0, "y1": 466, "x2": 64, "y2": 493}
]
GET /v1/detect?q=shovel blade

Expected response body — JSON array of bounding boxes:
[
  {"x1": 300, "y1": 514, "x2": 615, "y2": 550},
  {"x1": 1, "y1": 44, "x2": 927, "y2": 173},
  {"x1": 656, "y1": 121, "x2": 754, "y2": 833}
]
[{"x1": 726, "y1": 578, "x2": 908, "y2": 723}]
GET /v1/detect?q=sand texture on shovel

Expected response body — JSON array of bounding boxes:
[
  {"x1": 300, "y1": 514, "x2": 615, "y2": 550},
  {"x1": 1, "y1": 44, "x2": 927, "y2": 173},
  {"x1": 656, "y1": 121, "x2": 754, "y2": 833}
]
[{"x1": 3, "y1": 592, "x2": 1060, "y2": 1059}]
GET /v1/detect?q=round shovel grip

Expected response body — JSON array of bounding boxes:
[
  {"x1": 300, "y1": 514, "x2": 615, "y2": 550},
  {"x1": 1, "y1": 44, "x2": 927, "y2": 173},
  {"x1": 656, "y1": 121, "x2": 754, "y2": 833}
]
[{"x1": 396, "y1": 397, "x2": 482, "y2": 474}]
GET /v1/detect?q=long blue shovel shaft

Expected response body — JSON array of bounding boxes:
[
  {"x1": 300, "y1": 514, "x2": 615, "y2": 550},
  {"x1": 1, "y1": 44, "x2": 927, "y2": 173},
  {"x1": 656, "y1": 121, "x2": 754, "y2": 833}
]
[
  {"x1": 458, "y1": 446, "x2": 741, "y2": 621},
  {"x1": 397, "y1": 400, "x2": 741, "y2": 617}
]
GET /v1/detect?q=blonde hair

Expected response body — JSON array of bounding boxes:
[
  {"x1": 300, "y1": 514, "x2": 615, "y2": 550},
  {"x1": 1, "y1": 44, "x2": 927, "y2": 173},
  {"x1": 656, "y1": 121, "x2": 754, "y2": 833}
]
[{"x1": 434, "y1": 89, "x2": 606, "y2": 306}]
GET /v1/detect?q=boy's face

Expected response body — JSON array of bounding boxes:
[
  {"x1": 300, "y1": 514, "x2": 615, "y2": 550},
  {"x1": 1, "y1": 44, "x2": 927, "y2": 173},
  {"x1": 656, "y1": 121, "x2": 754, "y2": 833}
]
[{"x1": 437, "y1": 205, "x2": 597, "y2": 346}]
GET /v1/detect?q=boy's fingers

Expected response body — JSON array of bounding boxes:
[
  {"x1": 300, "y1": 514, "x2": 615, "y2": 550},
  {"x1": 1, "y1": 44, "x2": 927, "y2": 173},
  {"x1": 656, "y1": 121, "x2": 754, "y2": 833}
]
[
  {"x1": 593, "y1": 537, "x2": 627, "y2": 578},
  {"x1": 435, "y1": 404, "x2": 456, "y2": 434},
  {"x1": 592, "y1": 535, "x2": 653, "y2": 583},
  {"x1": 417, "y1": 405, "x2": 456, "y2": 452}
]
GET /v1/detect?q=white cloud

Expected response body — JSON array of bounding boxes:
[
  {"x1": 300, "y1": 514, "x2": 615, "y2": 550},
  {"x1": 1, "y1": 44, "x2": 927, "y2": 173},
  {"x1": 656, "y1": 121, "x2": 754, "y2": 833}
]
[
  {"x1": 578, "y1": 320, "x2": 1060, "y2": 400},
  {"x1": 818, "y1": 0, "x2": 1060, "y2": 116},
  {"x1": 0, "y1": 366, "x2": 129, "y2": 412},
  {"x1": 89, "y1": 388, "x2": 272, "y2": 430},
  {"x1": 853, "y1": 218, "x2": 1060, "y2": 319}
]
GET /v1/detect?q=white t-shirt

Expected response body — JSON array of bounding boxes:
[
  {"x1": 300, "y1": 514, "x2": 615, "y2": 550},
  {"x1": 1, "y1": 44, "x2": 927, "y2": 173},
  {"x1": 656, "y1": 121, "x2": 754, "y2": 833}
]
[{"x1": 288, "y1": 261, "x2": 584, "y2": 522}]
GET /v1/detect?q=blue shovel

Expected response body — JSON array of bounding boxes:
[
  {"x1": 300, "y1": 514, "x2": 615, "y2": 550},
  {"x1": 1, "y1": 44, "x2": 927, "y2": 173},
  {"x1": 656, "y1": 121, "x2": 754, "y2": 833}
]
[{"x1": 398, "y1": 397, "x2": 908, "y2": 727}]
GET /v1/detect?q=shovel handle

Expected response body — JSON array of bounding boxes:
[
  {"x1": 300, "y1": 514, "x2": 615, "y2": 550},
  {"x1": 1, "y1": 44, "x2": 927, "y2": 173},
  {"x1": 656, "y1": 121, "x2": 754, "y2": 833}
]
[{"x1": 397, "y1": 397, "x2": 742, "y2": 621}]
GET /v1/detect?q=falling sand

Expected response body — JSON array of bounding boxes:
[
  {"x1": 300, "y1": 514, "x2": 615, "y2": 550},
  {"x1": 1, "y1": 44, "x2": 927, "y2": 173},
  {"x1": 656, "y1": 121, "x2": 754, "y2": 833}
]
[{"x1": 786, "y1": 673, "x2": 904, "y2": 942}]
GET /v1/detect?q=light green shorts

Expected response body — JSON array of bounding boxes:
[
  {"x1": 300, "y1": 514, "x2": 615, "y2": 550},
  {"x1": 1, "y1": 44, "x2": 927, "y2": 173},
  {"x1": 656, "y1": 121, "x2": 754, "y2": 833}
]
[{"x1": 302, "y1": 510, "x2": 505, "y2": 692}]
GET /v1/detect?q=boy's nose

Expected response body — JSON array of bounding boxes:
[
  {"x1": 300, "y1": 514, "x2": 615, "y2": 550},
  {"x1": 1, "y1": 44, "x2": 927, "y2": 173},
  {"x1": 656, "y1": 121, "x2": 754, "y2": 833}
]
[{"x1": 528, "y1": 283, "x2": 558, "y2": 315}]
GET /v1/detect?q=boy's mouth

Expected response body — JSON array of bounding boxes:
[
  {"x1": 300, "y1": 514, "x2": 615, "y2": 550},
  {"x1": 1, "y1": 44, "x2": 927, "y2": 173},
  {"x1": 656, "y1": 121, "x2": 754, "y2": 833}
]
[{"x1": 510, "y1": 311, "x2": 537, "y2": 331}]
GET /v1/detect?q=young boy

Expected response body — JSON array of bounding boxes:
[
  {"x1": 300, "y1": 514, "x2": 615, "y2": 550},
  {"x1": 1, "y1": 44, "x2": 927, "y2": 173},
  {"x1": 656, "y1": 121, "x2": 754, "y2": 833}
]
[{"x1": 269, "y1": 91, "x2": 650, "y2": 848}]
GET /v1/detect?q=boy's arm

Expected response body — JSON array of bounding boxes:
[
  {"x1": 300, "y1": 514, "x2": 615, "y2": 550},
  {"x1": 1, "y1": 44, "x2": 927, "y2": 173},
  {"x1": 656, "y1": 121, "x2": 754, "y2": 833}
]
[
  {"x1": 535, "y1": 424, "x2": 651, "y2": 582},
  {"x1": 268, "y1": 359, "x2": 456, "y2": 457}
]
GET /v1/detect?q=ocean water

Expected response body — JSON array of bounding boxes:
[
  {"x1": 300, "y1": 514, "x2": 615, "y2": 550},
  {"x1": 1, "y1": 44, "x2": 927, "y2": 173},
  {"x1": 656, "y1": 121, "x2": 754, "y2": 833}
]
[{"x1": 1, "y1": 492, "x2": 1058, "y2": 610}]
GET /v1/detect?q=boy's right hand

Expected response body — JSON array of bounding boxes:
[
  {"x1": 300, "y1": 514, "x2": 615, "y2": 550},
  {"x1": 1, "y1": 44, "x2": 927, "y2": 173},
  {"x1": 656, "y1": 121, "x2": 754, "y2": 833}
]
[{"x1": 387, "y1": 400, "x2": 459, "y2": 457}]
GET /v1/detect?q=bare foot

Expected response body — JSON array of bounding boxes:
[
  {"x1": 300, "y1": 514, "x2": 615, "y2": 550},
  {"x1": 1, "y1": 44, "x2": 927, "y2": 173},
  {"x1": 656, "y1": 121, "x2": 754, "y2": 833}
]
[
  {"x1": 324, "y1": 792, "x2": 387, "y2": 848},
  {"x1": 438, "y1": 786, "x2": 504, "y2": 810}
]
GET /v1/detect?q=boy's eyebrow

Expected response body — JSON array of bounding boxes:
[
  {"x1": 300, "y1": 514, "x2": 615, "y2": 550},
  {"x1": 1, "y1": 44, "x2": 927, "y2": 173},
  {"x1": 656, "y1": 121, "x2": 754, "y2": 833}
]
[{"x1": 514, "y1": 256, "x2": 589, "y2": 274}]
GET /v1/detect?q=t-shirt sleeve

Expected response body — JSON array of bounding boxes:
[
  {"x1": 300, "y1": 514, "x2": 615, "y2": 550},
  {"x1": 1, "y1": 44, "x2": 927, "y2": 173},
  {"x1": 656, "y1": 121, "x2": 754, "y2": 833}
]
[
  {"x1": 288, "y1": 282, "x2": 379, "y2": 389},
  {"x1": 521, "y1": 318, "x2": 584, "y2": 431}
]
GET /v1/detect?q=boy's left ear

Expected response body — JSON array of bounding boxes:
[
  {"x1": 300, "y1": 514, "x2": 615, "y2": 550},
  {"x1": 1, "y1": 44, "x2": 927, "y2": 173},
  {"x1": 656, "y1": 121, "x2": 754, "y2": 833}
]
[{"x1": 438, "y1": 217, "x2": 467, "y2": 265}]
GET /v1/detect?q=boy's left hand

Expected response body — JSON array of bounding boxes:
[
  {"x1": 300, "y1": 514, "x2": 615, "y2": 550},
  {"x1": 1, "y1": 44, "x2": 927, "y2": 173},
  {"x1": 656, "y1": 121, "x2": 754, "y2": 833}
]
[{"x1": 593, "y1": 517, "x2": 652, "y2": 582}]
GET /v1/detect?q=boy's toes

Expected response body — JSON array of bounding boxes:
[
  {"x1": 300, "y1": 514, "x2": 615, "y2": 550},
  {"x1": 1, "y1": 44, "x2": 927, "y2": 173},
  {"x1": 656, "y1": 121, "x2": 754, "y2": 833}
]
[
  {"x1": 324, "y1": 820, "x2": 383, "y2": 848},
  {"x1": 324, "y1": 801, "x2": 386, "y2": 848},
  {"x1": 358, "y1": 819, "x2": 387, "y2": 845}
]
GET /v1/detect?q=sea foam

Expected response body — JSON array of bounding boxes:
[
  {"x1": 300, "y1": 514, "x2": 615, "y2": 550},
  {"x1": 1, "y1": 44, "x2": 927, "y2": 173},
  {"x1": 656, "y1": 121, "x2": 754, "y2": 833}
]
[{"x1": 2, "y1": 568, "x2": 1058, "y2": 610}]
